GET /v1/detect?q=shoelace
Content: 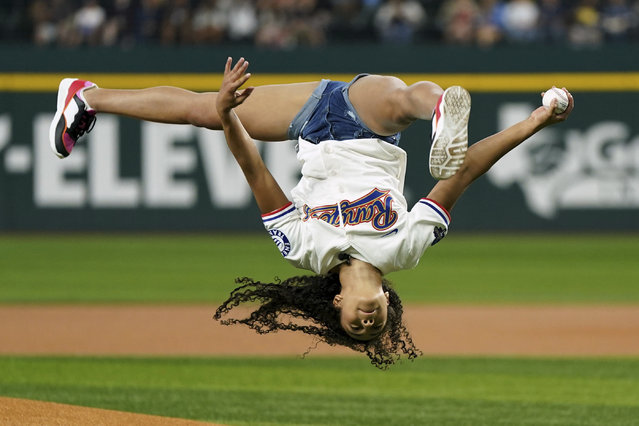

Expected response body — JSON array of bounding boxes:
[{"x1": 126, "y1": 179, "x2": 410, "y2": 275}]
[{"x1": 68, "y1": 110, "x2": 97, "y2": 141}]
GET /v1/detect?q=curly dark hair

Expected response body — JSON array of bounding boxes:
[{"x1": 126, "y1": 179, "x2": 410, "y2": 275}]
[{"x1": 213, "y1": 273, "x2": 421, "y2": 369}]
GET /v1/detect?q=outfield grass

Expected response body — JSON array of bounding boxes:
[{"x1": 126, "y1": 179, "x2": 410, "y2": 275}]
[
  {"x1": 2, "y1": 356, "x2": 639, "y2": 425},
  {"x1": 1, "y1": 233, "x2": 638, "y2": 304}
]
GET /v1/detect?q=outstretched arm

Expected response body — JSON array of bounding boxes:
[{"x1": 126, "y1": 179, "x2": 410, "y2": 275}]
[
  {"x1": 427, "y1": 88, "x2": 574, "y2": 212},
  {"x1": 216, "y1": 57, "x2": 290, "y2": 214}
]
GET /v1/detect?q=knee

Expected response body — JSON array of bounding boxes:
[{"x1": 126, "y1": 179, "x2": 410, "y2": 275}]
[
  {"x1": 408, "y1": 81, "x2": 443, "y2": 104},
  {"x1": 186, "y1": 93, "x2": 221, "y2": 129},
  {"x1": 395, "y1": 81, "x2": 444, "y2": 122}
]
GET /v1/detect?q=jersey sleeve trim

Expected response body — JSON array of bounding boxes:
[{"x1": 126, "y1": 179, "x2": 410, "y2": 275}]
[
  {"x1": 418, "y1": 198, "x2": 451, "y2": 226},
  {"x1": 261, "y1": 201, "x2": 296, "y2": 223}
]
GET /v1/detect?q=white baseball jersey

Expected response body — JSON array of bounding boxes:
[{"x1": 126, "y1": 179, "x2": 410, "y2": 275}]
[{"x1": 262, "y1": 138, "x2": 450, "y2": 275}]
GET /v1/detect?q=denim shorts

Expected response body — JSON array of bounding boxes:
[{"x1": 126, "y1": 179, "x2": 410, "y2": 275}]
[{"x1": 287, "y1": 74, "x2": 400, "y2": 146}]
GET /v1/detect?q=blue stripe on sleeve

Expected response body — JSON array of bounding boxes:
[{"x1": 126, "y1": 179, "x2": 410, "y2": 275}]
[
  {"x1": 262, "y1": 204, "x2": 297, "y2": 223},
  {"x1": 418, "y1": 200, "x2": 450, "y2": 226}
]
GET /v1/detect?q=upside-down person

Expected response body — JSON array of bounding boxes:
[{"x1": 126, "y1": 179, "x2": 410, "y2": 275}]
[{"x1": 50, "y1": 58, "x2": 573, "y2": 368}]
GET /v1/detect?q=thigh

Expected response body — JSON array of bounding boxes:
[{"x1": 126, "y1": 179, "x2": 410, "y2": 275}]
[
  {"x1": 347, "y1": 75, "x2": 410, "y2": 136},
  {"x1": 234, "y1": 81, "x2": 320, "y2": 141}
]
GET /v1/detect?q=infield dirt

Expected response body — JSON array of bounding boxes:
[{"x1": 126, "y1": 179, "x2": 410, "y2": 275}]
[{"x1": 3, "y1": 305, "x2": 639, "y2": 356}]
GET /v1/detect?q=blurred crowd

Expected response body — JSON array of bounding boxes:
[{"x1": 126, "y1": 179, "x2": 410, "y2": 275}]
[{"x1": 1, "y1": 0, "x2": 638, "y2": 49}]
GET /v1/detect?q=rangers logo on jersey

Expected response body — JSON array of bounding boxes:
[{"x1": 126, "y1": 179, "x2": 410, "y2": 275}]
[
  {"x1": 269, "y1": 229, "x2": 291, "y2": 257},
  {"x1": 302, "y1": 188, "x2": 398, "y2": 231}
]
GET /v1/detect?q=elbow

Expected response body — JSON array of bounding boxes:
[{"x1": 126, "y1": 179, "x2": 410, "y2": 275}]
[
  {"x1": 452, "y1": 155, "x2": 483, "y2": 188},
  {"x1": 456, "y1": 157, "x2": 474, "y2": 182}
]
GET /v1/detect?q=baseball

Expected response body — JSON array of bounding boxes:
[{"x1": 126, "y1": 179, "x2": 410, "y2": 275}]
[{"x1": 542, "y1": 87, "x2": 569, "y2": 114}]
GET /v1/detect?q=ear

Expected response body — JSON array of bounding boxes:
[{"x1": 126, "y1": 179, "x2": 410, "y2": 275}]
[
  {"x1": 384, "y1": 291, "x2": 390, "y2": 306},
  {"x1": 333, "y1": 294, "x2": 343, "y2": 309}
]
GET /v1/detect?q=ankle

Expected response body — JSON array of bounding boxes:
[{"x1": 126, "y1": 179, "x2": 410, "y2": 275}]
[{"x1": 80, "y1": 87, "x2": 98, "y2": 112}]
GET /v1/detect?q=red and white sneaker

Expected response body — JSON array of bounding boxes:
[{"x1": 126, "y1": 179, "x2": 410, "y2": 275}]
[
  {"x1": 429, "y1": 86, "x2": 471, "y2": 180},
  {"x1": 49, "y1": 78, "x2": 97, "y2": 158}
]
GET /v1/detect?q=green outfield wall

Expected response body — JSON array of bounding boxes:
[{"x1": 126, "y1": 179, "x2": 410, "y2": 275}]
[{"x1": 1, "y1": 45, "x2": 638, "y2": 231}]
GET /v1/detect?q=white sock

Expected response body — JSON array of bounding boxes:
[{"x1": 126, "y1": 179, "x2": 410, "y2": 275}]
[{"x1": 77, "y1": 84, "x2": 97, "y2": 112}]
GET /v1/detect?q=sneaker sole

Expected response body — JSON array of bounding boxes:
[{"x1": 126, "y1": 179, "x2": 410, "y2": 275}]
[
  {"x1": 429, "y1": 86, "x2": 471, "y2": 180},
  {"x1": 49, "y1": 78, "x2": 82, "y2": 158}
]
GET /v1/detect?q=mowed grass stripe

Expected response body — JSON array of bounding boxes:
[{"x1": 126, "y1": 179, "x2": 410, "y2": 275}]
[
  {"x1": 1, "y1": 234, "x2": 638, "y2": 304},
  {"x1": 1, "y1": 357, "x2": 639, "y2": 425}
]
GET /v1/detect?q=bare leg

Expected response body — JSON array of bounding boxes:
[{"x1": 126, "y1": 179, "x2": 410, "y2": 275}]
[
  {"x1": 83, "y1": 82, "x2": 320, "y2": 141},
  {"x1": 347, "y1": 75, "x2": 443, "y2": 136}
]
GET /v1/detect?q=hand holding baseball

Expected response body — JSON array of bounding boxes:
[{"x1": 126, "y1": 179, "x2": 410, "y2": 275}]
[
  {"x1": 530, "y1": 87, "x2": 574, "y2": 129},
  {"x1": 542, "y1": 86, "x2": 570, "y2": 114}
]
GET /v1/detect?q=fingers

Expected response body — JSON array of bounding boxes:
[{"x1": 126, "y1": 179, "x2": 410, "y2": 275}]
[
  {"x1": 235, "y1": 87, "x2": 255, "y2": 104},
  {"x1": 224, "y1": 57, "x2": 252, "y2": 90},
  {"x1": 232, "y1": 57, "x2": 248, "y2": 74},
  {"x1": 224, "y1": 57, "x2": 232, "y2": 74},
  {"x1": 562, "y1": 87, "x2": 574, "y2": 109},
  {"x1": 227, "y1": 57, "x2": 249, "y2": 78}
]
